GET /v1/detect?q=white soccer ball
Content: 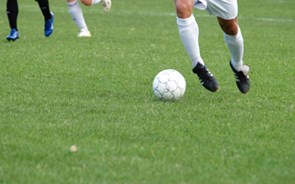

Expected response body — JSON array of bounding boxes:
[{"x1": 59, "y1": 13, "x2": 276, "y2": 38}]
[{"x1": 152, "y1": 69, "x2": 186, "y2": 101}]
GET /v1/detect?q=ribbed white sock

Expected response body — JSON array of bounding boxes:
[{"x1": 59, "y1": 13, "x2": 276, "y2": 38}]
[
  {"x1": 177, "y1": 14, "x2": 204, "y2": 68},
  {"x1": 224, "y1": 27, "x2": 244, "y2": 71},
  {"x1": 67, "y1": 0, "x2": 89, "y2": 31}
]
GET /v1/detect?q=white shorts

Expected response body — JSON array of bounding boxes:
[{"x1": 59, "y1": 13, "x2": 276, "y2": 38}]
[{"x1": 194, "y1": 0, "x2": 238, "y2": 20}]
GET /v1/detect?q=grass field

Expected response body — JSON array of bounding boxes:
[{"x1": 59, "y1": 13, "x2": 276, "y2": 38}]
[{"x1": 0, "y1": 0, "x2": 294, "y2": 183}]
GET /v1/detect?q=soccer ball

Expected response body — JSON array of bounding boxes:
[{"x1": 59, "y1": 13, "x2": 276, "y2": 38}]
[{"x1": 152, "y1": 69, "x2": 186, "y2": 101}]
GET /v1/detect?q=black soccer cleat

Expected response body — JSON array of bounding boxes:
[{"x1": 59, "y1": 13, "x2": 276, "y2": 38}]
[
  {"x1": 192, "y1": 63, "x2": 219, "y2": 92},
  {"x1": 229, "y1": 61, "x2": 250, "y2": 94}
]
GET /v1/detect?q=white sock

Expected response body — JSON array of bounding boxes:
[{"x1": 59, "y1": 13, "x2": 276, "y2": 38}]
[
  {"x1": 224, "y1": 27, "x2": 244, "y2": 71},
  {"x1": 177, "y1": 14, "x2": 204, "y2": 68},
  {"x1": 67, "y1": 0, "x2": 89, "y2": 31},
  {"x1": 92, "y1": 0, "x2": 102, "y2": 5}
]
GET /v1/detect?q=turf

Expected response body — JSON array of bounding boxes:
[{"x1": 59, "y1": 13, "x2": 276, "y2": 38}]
[{"x1": 0, "y1": 0, "x2": 294, "y2": 183}]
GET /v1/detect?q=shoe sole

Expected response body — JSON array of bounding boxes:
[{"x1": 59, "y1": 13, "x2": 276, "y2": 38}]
[{"x1": 7, "y1": 37, "x2": 19, "y2": 41}]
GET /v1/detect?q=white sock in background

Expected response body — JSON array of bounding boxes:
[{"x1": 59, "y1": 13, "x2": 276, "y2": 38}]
[
  {"x1": 92, "y1": 0, "x2": 102, "y2": 5},
  {"x1": 177, "y1": 14, "x2": 204, "y2": 68},
  {"x1": 67, "y1": 0, "x2": 89, "y2": 31},
  {"x1": 224, "y1": 27, "x2": 244, "y2": 71}
]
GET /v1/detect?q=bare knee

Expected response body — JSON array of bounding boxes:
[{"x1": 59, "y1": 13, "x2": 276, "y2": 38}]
[
  {"x1": 174, "y1": 0, "x2": 194, "y2": 18},
  {"x1": 217, "y1": 17, "x2": 239, "y2": 35},
  {"x1": 81, "y1": 0, "x2": 92, "y2": 6}
]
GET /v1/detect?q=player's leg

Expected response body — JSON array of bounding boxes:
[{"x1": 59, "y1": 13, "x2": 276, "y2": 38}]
[
  {"x1": 218, "y1": 18, "x2": 244, "y2": 70},
  {"x1": 80, "y1": 0, "x2": 111, "y2": 12},
  {"x1": 67, "y1": 0, "x2": 91, "y2": 37},
  {"x1": 35, "y1": 0, "x2": 54, "y2": 37},
  {"x1": 6, "y1": 0, "x2": 19, "y2": 41},
  {"x1": 210, "y1": 0, "x2": 250, "y2": 93},
  {"x1": 218, "y1": 17, "x2": 250, "y2": 93},
  {"x1": 174, "y1": 0, "x2": 219, "y2": 92}
]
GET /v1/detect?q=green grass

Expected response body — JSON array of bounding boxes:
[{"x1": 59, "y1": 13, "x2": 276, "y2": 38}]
[{"x1": 0, "y1": 0, "x2": 294, "y2": 183}]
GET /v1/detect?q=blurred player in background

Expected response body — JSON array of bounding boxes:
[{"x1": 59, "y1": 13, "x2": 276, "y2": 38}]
[
  {"x1": 6, "y1": 0, "x2": 54, "y2": 41},
  {"x1": 174, "y1": 0, "x2": 250, "y2": 94},
  {"x1": 66, "y1": 0, "x2": 111, "y2": 37}
]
